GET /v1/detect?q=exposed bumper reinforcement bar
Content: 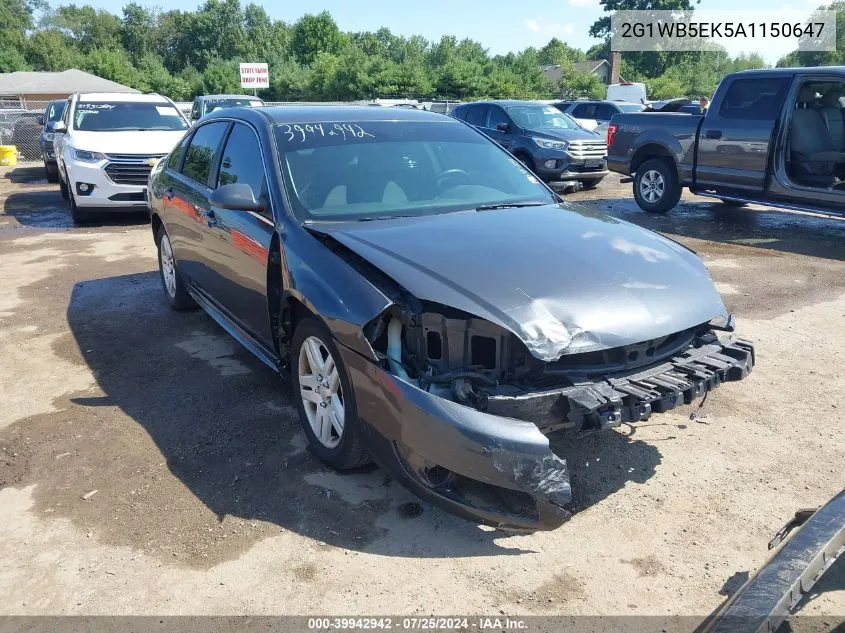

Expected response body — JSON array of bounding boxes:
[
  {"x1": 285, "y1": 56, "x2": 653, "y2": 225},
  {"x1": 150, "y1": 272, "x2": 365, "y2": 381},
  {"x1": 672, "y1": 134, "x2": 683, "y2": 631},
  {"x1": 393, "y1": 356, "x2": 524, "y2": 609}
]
[{"x1": 486, "y1": 336, "x2": 755, "y2": 433}]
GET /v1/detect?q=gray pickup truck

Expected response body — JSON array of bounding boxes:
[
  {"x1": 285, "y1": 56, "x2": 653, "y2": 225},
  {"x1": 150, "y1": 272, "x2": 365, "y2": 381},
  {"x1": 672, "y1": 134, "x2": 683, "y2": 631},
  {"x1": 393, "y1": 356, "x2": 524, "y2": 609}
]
[{"x1": 607, "y1": 67, "x2": 845, "y2": 214}]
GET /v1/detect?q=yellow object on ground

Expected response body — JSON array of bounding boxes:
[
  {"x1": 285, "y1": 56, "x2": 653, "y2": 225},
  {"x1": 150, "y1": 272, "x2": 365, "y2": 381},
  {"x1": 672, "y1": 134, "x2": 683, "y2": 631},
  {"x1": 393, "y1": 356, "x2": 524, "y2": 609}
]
[{"x1": 0, "y1": 146, "x2": 17, "y2": 166}]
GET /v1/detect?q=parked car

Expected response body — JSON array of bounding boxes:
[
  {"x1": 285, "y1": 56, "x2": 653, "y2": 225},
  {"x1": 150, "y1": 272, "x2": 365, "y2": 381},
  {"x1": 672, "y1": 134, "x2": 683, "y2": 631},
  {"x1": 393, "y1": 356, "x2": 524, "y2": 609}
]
[
  {"x1": 451, "y1": 100, "x2": 609, "y2": 188},
  {"x1": 555, "y1": 100, "x2": 646, "y2": 135},
  {"x1": 147, "y1": 105, "x2": 755, "y2": 531},
  {"x1": 54, "y1": 92, "x2": 189, "y2": 224},
  {"x1": 549, "y1": 100, "x2": 601, "y2": 131},
  {"x1": 0, "y1": 109, "x2": 29, "y2": 145},
  {"x1": 607, "y1": 67, "x2": 845, "y2": 214},
  {"x1": 189, "y1": 94, "x2": 265, "y2": 124},
  {"x1": 38, "y1": 99, "x2": 67, "y2": 179},
  {"x1": 10, "y1": 110, "x2": 42, "y2": 160},
  {"x1": 607, "y1": 82, "x2": 647, "y2": 104}
]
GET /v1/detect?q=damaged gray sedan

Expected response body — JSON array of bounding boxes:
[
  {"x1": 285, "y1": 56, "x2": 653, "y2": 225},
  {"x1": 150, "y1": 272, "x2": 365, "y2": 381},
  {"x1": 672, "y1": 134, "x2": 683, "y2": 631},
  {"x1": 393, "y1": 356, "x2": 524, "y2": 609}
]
[{"x1": 148, "y1": 106, "x2": 755, "y2": 531}]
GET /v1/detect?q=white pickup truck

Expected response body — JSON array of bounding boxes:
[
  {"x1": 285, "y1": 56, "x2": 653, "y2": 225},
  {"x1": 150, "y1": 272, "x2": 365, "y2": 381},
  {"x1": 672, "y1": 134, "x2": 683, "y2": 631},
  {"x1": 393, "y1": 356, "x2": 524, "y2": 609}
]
[{"x1": 54, "y1": 92, "x2": 189, "y2": 224}]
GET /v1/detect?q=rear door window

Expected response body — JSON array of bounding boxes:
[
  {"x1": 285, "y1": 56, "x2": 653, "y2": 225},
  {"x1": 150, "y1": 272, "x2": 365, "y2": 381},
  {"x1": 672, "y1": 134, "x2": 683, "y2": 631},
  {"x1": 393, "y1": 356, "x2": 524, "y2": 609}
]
[
  {"x1": 718, "y1": 78, "x2": 791, "y2": 121},
  {"x1": 464, "y1": 105, "x2": 489, "y2": 126},
  {"x1": 180, "y1": 121, "x2": 229, "y2": 187}
]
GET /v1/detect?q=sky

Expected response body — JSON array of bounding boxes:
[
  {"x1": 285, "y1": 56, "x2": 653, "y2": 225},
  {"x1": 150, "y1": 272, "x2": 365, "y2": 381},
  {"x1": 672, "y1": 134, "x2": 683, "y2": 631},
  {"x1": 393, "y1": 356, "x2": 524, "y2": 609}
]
[{"x1": 75, "y1": 0, "x2": 829, "y2": 65}]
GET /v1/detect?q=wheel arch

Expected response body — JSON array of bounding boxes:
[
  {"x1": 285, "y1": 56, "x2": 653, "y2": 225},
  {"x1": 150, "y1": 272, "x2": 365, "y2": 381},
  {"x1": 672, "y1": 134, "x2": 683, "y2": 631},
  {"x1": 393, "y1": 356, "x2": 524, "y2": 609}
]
[{"x1": 631, "y1": 143, "x2": 678, "y2": 177}]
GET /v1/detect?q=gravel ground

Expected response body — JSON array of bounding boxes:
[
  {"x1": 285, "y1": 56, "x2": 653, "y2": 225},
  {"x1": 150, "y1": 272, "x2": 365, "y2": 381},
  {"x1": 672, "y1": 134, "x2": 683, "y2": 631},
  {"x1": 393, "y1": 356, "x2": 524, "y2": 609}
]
[{"x1": 0, "y1": 165, "x2": 842, "y2": 623}]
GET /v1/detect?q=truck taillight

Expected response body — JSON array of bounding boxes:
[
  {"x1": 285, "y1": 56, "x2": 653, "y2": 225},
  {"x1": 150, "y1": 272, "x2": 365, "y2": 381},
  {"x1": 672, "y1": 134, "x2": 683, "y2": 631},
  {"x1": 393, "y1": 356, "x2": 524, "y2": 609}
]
[{"x1": 607, "y1": 124, "x2": 617, "y2": 149}]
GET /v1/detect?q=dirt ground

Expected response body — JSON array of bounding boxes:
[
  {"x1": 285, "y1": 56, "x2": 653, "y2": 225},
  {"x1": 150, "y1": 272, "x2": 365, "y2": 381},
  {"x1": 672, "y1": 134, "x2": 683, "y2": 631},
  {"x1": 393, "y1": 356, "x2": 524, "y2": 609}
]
[{"x1": 0, "y1": 164, "x2": 842, "y2": 622}]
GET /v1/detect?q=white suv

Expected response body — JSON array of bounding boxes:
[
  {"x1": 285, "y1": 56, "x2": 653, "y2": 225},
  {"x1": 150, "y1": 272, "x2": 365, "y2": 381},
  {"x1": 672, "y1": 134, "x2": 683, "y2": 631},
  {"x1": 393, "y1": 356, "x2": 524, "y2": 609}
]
[{"x1": 54, "y1": 92, "x2": 189, "y2": 224}]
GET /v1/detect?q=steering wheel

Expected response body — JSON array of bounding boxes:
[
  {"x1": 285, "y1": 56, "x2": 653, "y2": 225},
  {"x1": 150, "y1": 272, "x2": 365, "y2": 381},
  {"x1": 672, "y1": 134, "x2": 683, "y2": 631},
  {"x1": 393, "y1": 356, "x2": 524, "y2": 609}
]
[{"x1": 435, "y1": 169, "x2": 471, "y2": 189}]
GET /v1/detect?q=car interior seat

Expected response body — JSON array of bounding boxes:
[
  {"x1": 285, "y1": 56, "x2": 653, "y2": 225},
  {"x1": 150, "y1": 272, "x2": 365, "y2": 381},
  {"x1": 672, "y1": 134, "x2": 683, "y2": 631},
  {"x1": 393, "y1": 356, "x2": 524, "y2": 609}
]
[
  {"x1": 788, "y1": 84, "x2": 845, "y2": 186},
  {"x1": 819, "y1": 86, "x2": 845, "y2": 151}
]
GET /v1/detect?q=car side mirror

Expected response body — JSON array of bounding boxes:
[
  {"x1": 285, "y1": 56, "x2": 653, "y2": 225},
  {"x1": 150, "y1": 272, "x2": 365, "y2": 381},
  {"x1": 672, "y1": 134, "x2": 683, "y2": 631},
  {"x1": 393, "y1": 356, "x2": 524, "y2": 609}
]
[
  {"x1": 209, "y1": 183, "x2": 266, "y2": 213},
  {"x1": 53, "y1": 121, "x2": 66, "y2": 133},
  {"x1": 36, "y1": 115, "x2": 44, "y2": 126},
  {"x1": 496, "y1": 122, "x2": 511, "y2": 132}
]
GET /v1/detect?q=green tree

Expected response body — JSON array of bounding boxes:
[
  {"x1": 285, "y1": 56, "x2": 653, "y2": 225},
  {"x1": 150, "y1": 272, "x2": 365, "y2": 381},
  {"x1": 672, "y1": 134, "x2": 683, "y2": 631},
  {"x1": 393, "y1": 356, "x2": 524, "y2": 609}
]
[
  {"x1": 200, "y1": 58, "x2": 243, "y2": 94},
  {"x1": 290, "y1": 11, "x2": 344, "y2": 65},
  {"x1": 121, "y1": 3, "x2": 155, "y2": 65},
  {"x1": 45, "y1": 5, "x2": 123, "y2": 53},
  {"x1": 0, "y1": 49, "x2": 30, "y2": 73},
  {"x1": 538, "y1": 38, "x2": 585, "y2": 66},
  {"x1": 25, "y1": 29, "x2": 84, "y2": 71},
  {"x1": 83, "y1": 47, "x2": 140, "y2": 87}
]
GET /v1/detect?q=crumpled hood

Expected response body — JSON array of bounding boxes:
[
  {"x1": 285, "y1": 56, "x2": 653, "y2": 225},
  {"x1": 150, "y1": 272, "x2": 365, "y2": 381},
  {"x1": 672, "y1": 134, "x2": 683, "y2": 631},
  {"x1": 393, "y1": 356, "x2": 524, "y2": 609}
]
[
  {"x1": 68, "y1": 130, "x2": 186, "y2": 155},
  {"x1": 311, "y1": 204, "x2": 726, "y2": 361},
  {"x1": 525, "y1": 127, "x2": 602, "y2": 142}
]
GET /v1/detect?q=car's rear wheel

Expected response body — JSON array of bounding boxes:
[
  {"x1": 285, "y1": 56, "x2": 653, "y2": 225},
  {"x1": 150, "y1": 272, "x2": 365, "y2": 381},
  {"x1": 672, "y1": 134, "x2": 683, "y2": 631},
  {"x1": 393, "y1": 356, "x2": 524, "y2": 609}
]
[
  {"x1": 293, "y1": 317, "x2": 371, "y2": 470},
  {"x1": 157, "y1": 225, "x2": 196, "y2": 310},
  {"x1": 633, "y1": 158, "x2": 681, "y2": 213}
]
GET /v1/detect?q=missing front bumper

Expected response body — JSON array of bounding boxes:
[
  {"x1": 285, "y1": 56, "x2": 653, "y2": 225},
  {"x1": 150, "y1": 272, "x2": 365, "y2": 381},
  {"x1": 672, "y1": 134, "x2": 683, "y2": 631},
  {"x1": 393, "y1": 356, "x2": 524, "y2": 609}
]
[{"x1": 486, "y1": 336, "x2": 755, "y2": 434}]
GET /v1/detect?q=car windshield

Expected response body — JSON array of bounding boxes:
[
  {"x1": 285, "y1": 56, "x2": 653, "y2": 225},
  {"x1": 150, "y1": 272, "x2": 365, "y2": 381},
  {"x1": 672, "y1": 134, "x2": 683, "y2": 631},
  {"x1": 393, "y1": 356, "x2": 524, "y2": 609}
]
[
  {"x1": 74, "y1": 101, "x2": 188, "y2": 132},
  {"x1": 506, "y1": 105, "x2": 579, "y2": 130},
  {"x1": 617, "y1": 103, "x2": 646, "y2": 112},
  {"x1": 276, "y1": 120, "x2": 555, "y2": 222},
  {"x1": 47, "y1": 102, "x2": 66, "y2": 122},
  {"x1": 204, "y1": 98, "x2": 263, "y2": 115}
]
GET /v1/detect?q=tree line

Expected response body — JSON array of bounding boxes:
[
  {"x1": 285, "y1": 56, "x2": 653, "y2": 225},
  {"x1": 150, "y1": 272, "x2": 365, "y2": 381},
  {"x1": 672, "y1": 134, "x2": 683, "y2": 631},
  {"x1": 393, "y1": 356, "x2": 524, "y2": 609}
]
[{"x1": 1, "y1": 0, "x2": 840, "y2": 103}]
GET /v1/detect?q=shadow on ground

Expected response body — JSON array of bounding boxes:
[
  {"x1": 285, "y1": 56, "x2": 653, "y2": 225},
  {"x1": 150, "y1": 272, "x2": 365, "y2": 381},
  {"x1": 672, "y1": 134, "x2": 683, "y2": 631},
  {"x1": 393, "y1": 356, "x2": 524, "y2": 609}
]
[
  {"x1": 10, "y1": 271, "x2": 663, "y2": 562},
  {"x1": 2, "y1": 166, "x2": 147, "y2": 228},
  {"x1": 575, "y1": 195, "x2": 845, "y2": 262}
]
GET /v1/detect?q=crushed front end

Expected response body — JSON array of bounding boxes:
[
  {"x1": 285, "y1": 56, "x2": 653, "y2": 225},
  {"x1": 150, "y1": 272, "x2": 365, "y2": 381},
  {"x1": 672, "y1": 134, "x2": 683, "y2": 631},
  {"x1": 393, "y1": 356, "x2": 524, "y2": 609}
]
[{"x1": 342, "y1": 304, "x2": 754, "y2": 531}]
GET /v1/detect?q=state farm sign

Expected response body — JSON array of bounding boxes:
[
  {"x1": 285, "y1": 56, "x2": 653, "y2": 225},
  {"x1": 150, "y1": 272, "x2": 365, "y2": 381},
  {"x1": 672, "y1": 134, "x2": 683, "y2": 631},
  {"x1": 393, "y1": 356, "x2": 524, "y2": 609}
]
[{"x1": 239, "y1": 63, "x2": 269, "y2": 89}]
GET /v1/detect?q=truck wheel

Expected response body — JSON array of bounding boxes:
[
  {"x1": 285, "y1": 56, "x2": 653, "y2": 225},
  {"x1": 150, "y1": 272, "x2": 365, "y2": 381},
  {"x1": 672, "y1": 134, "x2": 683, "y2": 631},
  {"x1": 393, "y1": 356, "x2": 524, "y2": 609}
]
[{"x1": 634, "y1": 158, "x2": 681, "y2": 213}]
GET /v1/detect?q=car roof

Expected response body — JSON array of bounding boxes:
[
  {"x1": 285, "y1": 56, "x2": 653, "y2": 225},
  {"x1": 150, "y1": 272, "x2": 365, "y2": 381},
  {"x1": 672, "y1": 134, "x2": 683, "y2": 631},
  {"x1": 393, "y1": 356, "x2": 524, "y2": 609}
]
[
  {"x1": 247, "y1": 105, "x2": 453, "y2": 124},
  {"x1": 75, "y1": 92, "x2": 170, "y2": 102},
  {"x1": 455, "y1": 99, "x2": 548, "y2": 108},
  {"x1": 201, "y1": 94, "x2": 263, "y2": 100}
]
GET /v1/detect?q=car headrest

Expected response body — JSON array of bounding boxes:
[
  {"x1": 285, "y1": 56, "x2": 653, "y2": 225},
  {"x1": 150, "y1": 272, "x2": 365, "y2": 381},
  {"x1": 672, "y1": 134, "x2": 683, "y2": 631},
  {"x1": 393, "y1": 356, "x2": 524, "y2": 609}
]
[
  {"x1": 798, "y1": 85, "x2": 820, "y2": 105},
  {"x1": 821, "y1": 88, "x2": 843, "y2": 107}
]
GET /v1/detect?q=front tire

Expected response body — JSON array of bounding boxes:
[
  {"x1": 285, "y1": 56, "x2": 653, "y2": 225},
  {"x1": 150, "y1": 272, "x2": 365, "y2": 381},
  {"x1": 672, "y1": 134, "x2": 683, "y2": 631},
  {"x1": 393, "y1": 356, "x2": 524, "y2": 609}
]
[
  {"x1": 157, "y1": 225, "x2": 196, "y2": 310},
  {"x1": 292, "y1": 317, "x2": 371, "y2": 470},
  {"x1": 579, "y1": 178, "x2": 604, "y2": 190},
  {"x1": 58, "y1": 169, "x2": 69, "y2": 200},
  {"x1": 633, "y1": 158, "x2": 681, "y2": 213},
  {"x1": 69, "y1": 190, "x2": 90, "y2": 226}
]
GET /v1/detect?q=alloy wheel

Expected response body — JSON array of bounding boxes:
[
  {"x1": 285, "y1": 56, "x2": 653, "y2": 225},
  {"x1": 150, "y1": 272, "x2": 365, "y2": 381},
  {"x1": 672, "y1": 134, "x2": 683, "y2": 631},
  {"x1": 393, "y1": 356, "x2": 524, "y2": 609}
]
[
  {"x1": 160, "y1": 234, "x2": 177, "y2": 299},
  {"x1": 640, "y1": 169, "x2": 665, "y2": 203},
  {"x1": 298, "y1": 336, "x2": 344, "y2": 449}
]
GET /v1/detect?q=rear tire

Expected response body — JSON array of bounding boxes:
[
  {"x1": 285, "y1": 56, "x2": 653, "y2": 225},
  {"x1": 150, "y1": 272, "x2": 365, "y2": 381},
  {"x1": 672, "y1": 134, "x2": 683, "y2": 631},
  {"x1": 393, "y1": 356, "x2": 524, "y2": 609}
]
[
  {"x1": 633, "y1": 158, "x2": 681, "y2": 213},
  {"x1": 292, "y1": 316, "x2": 371, "y2": 470},
  {"x1": 156, "y1": 225, "x2": 196, "y2": 310}
]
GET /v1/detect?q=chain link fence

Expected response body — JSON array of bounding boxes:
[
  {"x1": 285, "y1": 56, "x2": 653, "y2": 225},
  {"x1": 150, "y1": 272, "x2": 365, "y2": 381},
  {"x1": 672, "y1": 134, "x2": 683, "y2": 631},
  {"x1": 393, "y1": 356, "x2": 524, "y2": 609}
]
[{"x1": 0, "y1": 99, "x2": 50, "y2": 164}]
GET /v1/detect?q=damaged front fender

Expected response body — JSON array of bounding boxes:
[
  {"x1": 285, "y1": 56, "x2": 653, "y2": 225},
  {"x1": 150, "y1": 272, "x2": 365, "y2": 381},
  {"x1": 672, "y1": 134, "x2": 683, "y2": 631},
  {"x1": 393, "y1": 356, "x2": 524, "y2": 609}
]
[{"x1": 338, "y1": 342, "x2": 573, "y2": 531}]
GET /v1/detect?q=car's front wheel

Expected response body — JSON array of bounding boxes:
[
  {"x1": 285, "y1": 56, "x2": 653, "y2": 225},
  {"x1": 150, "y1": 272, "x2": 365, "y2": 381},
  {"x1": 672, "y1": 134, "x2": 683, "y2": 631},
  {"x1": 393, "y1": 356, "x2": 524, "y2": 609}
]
[
  {"x1": 633, "y1": 158, "x2": 682, "y2": 213},
  {"x1": 293, "y1": 317, "x2": 371, "y2": 469},
  {"x1": 157, "y1": 225, "x2": 196, "y2": 310},
  {"x1": 58, "y1": 169, "x2": 69, "y2": 200},
  {"x1": 68, "y1": 190, "x2": 90, "y2": 226}
]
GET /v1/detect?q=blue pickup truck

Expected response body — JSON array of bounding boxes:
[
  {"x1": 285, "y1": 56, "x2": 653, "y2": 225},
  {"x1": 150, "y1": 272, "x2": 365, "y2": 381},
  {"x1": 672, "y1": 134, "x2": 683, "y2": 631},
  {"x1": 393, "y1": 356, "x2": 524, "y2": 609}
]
[{"x1": 607, "y1": 67, "x2": 845, "y2": 214}]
